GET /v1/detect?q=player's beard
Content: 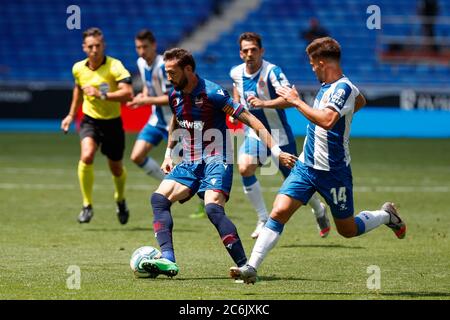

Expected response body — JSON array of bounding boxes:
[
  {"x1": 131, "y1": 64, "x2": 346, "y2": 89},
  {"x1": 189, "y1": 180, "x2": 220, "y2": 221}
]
[{"x1": 172, "y1": 74, "x2": 188, "y2": 91}]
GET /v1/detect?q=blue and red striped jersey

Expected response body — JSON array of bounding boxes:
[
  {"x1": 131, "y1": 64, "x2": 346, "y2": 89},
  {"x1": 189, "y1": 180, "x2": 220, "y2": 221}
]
[{"x1": 168, "y1": 76, "x2": 244, "y2": 163}]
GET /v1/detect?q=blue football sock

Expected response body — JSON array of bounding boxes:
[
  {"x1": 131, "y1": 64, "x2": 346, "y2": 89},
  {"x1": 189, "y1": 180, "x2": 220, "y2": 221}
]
[
  {"x1": 205, "y1": 203, "x2": 247, "y2": 267},
  {"x1": 151, "y1": 193, "x2": 175, "y2": 262}
]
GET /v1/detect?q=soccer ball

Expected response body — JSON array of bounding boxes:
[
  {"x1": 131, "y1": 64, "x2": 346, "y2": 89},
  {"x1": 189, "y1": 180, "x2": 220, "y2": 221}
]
[{"x1": 130, "y1": 246, "x2": 162, "y2": 278}]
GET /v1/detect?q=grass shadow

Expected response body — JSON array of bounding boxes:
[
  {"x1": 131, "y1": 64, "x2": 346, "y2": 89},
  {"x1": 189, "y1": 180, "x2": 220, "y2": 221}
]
[
  {"x1": 258, "y1": 275, "x2": 340, "y2": 283},
  {"x1": 380, "y1": 291, "x2": 450, "y2": 298},
  {"x1": 281, "y1": 244, "x2": 365, "y2": 249},
  {"x1": 83, "y1": 227, "x2": 197, "y2": 233}
]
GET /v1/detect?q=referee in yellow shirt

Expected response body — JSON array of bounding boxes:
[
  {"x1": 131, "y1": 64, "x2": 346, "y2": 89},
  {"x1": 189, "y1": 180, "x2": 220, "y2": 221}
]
[{"x1": 61, "y1": 27, "x2": 133, "y2": 224}]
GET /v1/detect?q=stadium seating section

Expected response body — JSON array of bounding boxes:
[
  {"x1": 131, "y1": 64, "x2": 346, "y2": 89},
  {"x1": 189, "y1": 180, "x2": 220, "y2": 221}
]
[{"x1": 1, "y1": 0, "x2": 449, "y2": 87}]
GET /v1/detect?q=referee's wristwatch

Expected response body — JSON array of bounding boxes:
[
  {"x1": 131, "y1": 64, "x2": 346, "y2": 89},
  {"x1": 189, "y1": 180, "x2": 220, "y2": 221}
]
[{"x1": 100, "y1": 92, "x2": 107, "y2": 100}]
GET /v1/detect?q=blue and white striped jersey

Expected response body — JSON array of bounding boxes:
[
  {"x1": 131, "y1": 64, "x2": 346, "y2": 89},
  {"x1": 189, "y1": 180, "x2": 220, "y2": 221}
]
[
  {"x1": 137, "y1": 55, "x2": 172, "y2": 130},
  {"x1": 299, "y1": 76, "x2": 360, "y2": 171},
  {"x1": 229, "y1": 60, "x2": 295, "y2": 147}
]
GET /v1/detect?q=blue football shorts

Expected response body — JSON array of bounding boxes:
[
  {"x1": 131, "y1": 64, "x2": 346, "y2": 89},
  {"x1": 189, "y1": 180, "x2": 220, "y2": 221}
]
[
  {"x1": 165, "y1": 156, "x2": 233, "y2": 202},
  {"x1": 278, "y1": 161, "x2": 354, "y2": 219},
  {"x1": 137, "y1": 123, "x2": 168, "y2": 146}
]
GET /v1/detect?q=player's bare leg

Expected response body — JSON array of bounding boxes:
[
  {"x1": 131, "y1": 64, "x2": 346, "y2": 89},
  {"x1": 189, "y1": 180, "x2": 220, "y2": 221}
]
[
  {"x1": 334, "y1": 202, "x2": 406, "y2": 239},
  {"x1": 230, "y1": 194, "x2": 302, "y2": 283},
  {"x1": 130, "y1": 141, "x2": 165, "y2": 180}
]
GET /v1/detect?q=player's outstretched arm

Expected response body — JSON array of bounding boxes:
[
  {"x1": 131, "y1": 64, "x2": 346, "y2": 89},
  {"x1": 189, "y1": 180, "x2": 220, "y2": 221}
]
[
  {"x1": 235, "y1": 108, "x2": 297, "y2": 169},
  {"x1": 61, "y1": 85, "x2": 83, "y2": 134},
  {"x1": 276, "y1": 85, "x2": 339, "y2": 130},
  {"x1": 127, "y1": 94, "x2": 169, "y2": 109},
  {"x1": 161, "y1": 115, "x2": 178, "y2": 174},
  {"x1": 247, "y1": 95, "x2": 292, "y2": 109}
]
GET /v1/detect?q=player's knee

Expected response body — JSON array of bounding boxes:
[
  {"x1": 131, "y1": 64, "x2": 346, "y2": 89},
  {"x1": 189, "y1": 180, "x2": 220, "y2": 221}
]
[
  {"x1": 336, "y1": 226, "x2": 357, "y2": 238},
  {"x1": 150, "y1": 193, "x2": 172, "y2": 212},
  {"x1": 270, "y1": 203, "x2": 290, "y2": 221},
  {"x1": 130, "y1": 152, "x2": 144, "y2": 165},
  {"x1": 80, "y1": 153, "x2": 95, "y2": 164},
  {"x1": 238, "y1": 164, "x2": 255, "y2": 177}
]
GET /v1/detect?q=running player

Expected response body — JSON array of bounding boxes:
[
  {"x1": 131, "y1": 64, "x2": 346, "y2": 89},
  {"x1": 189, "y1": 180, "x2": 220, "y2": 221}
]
[
  {"x1": 230, "y1": 32, "x2": 330, "y2": 239},
  {"x1": 138, "y1": 48, "x2": 298, "y2": 277},
  {"x1": 61, "y1": 27, "x2": 133, "y2": 224},
  {"x1": 230, "y1": 37, "x2": 406, "y2": 284},
  {"x1": 127, "y1": 29, "x2": 206, "y2": 219}
]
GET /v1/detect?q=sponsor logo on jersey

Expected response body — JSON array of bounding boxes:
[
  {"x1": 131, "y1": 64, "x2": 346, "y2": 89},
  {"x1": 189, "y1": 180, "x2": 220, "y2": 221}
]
[
  {"x1": 177, "y1": 119, "x2": 205, "y2": 130},
  {"x1": 330, "y1": 88, "x2": 347, "y2": 107}
]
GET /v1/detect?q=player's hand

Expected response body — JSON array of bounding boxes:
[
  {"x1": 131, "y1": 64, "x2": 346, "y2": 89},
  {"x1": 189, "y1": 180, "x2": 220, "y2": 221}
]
[
  {"x1": 81, "y1": 86, "x2": 101, "y2": 98},
  {"x1": 228, "y1": 115, "x2": 238, "y2": 124},
  {"x1": 161, "y1": 157, "x2": 174, "y2": 174},
  {"x1": 278, "y1": 151, "x2": 298, "y2": 169},
  {"x1": 276, "y1": 85, "x2": 300, "y2": 105},
  {"x1": 126, "y1": 93, "x2": 146, "y2": 109},
  {"x1": 61, "y1": 115, "x2": 73, "y2": 134},
  {"x1": 247, "y1": 96, "x2": 266, "y2": 109}
]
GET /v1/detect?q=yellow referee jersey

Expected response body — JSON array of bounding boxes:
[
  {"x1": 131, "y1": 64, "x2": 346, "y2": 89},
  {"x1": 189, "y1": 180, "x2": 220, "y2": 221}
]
[{"x1": 72, "y1": 56, "x2": 131, "y2": 120}]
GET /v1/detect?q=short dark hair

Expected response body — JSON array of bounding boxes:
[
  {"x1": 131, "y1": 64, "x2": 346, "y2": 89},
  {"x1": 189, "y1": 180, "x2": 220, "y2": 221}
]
[
  {"x1": 163, "y1": 48, "x2": 196, "y2": 71},
  {"x1": 306, "y1": 37, "x2": 341, "y2": 61},
  {"x1": 83, "y1": 27, "x2": 103, "y2": 40},
  {"x1": 239, "y1": 32, "x2": 262, "y2": 49},
  {"x1": 135, "y1": 29, "x2": 156, "y2": 43}
]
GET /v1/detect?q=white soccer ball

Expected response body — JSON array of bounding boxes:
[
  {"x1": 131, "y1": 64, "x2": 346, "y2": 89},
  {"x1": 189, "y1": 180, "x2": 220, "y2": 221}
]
[{"x1": 130, "y1": 246, "x2": 162, "y2": 278}]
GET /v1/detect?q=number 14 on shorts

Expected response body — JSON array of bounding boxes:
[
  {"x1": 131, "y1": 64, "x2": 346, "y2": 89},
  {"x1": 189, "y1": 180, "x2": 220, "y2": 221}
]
[{"x1": 330, "y1": 187, "x2": 347, "y2": 205}]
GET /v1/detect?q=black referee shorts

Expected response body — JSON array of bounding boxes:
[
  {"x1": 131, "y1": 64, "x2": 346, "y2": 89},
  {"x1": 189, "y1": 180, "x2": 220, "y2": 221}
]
[{"x1": 79, "y1": 115, "x2": 125, "y2": 161}]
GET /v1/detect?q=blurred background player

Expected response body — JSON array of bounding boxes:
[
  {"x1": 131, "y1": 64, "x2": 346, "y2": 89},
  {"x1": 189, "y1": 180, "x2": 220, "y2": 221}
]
[
  {"x1": 127, "y1": 29, "x2": 171, "y2": 181},
  {"x1": 139, "y1": 48, "x2": 298, "y2": 277},
  {"x1": 127, "y1": 29, "x2": 206, "y2": 219},
  {"x1": 300, "y1": 18, "x2": 329, "y2": 44},
  {"x1": 230, "y1": 37, "x2": 406, "y2": 284},
  {"x1": 230, "y1": 32, "x2": 330, "y2": 239},
  {"x1": 61, "y1": 27, "x2": 133, "y2": 224}
]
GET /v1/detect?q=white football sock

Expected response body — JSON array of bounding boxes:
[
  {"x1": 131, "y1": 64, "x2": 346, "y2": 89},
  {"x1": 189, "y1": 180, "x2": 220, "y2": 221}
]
[
  {"x1": 308, "y1": 193, "x2": 324, "y2": 218},
  {"x1": 140, "y1": 157, "x2": 165, "y2": 181},
  {"x1": 355, "y1": 210, "x2": 390, "y2": 234},
  {"x1": 248, "y1": 226, "x2": 280, "y2": 269},
  {"x1": 243, "y1": 180, "x2": 268, "y2": 222}
]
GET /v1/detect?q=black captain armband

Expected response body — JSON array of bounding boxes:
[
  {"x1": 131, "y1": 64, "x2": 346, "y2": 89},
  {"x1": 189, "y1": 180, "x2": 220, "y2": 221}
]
[{"x1": 118, "y1": 77, "x2": 132, "y2": 84}]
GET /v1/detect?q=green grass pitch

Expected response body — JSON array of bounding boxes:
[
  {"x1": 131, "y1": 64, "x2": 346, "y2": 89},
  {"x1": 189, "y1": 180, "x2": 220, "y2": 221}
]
[{"x1": 0, "y1": 133, "x2": 449, "y2": 300}]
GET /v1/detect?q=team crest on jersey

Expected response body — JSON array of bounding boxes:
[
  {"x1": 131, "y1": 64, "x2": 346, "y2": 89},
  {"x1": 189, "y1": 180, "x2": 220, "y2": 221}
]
[
  {"x1": 99, "y1": 82, "x2": 109, "y2": 95},
  {"x1": 194, "y1": 96, "x2": 204, "y2": 107},
  {"x1": 173, "y1": 97, "x2": 181, "y2": 107},
  {"x1": 258, "y1": 79, "x2": 265, "y2": 88}
]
